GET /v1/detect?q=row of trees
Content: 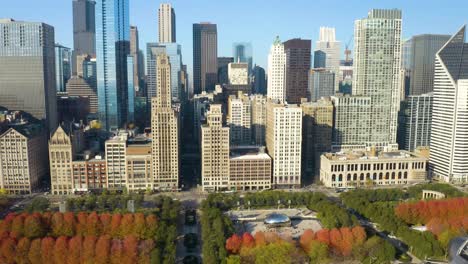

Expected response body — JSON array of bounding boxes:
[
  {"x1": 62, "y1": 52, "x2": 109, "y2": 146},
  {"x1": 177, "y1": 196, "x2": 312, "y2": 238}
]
[
  {"x1": 66, "y1": 193, "x2": 144, "y2": 212},
  {"x1": 225, "y1": 227, "x2": 394, "y2": 264},
  {"x1": 406, "y1": 183, "x2": 466, "y2": 199},
  {"x1": 0, "y1": 212, "x2": 158, "y2": 240},
  {"x1": 341, "y1": 189, "x2": 445, "y2": 259},
  {"x1": 0, "y1": 233, "x2": 155, "y2": 264},
  {"x1": 201, "y1": 207, "x2": 234, "y2": 264}
]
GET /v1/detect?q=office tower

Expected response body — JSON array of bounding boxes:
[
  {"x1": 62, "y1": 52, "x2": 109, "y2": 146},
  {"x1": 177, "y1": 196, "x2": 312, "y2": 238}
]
[
  {"x1": 409, "y1": 34, "x2": 451, "y2": 96},
  {"x1": 314, "y1": 27, "x2": 341, "y2": 91},
  {"x1": 252, "y1": 65, "x2": 267, "y2": 94},
  {"x1": 229, "y1": 147, "x2": 272, "y2": 191},
  {"x1": 201, "y1": 105, "x2": 230, "y2": 192},
  {"x1": 228, "y1": 62, "x2": 249, "y2": 85},
  {"x1": 301, "y1": 98, "x2": 333, "y2": 178},
  {"x1": 105, "y1": 136, "x2": 127, "y2": 189},
  {"x1": 0, "y1": 126, "x2": 47, "y2": 194},
  {"x1": 57, "y1": 96, "x2": 91, "y2": 123},
  {"x1": 353, "y1": 9, "x2": 402, "y2": 147},
  {"x1": 95, "y1": 0, "x2": 131, "y2": 130},
  {"x1": 430, "y1": 26, "x2": 468, "y2": 183},
  {"x1": 217, "y1": 57, "x2": 234, "y2": 85},
  {"x1": 284, "y1": 38, "x2": 311, "y2": 104},
  {"x1": 158, "y1": 3, "x2": 176, "y2": 43},
  {"x1": 399, "y1": 93, "x2": 433, "y2": 151},
  {"x1": 130, "y1": 26, "x2": 143, "y2": 93},
  {"x1": 233, "y1": 42, "x2": 253, "y2": 73},
  {"x1": 126, "y1": 141, "x2": 152, "y2": 191},
  {"x1": 251, "y1": 94, "x2": 267, "y2": 146},
  {"x1": 193, "y1": 23, "x2": 218, "y2": 93},
  {"x1": 227, "y1": 92, "x2": 251, "y2": 146},
  {"x1": 49, "y1": 126, "x2": 74, "y2": 195},
  {"x1": 331, "y1": 95, "x2": 372, "y2": 147},
  {"x1": 146, "y1": 43, "x2": 182, "y2": 101},
  {"x1": 267, "y1": 37, "x2": 286, "y2": 103},
  {"x1": 127, "y1": 56, "x2": 135, "y2": 122},
  {"x1": 55, "y1": 44, "x2": 72, "y2": 93},
  {"x1": 151, "y1": 54, "x2": 179, "y2": 191},
  {"x1": 192, "y1": 87, "x2": 223, "y2": 143},
  {"x1": 309, "y1": 69, "x2": 335, "y2": 101},
  {"x1": 73, "y1": 0, "x2": 96, "y2": 56},
  {"x1": 266, "y1": 102, "x2": 302, "y2": 188},
  {"x1": 0, "y1": 19, "x2": 57, "y2": 131},
  {"x1": 401, "y1": 39, "x2": 413, "y2": 98}
]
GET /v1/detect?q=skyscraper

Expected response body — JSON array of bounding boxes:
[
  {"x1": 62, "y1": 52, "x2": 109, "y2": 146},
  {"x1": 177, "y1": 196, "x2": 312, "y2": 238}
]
[
  {"x1": 0, "y1": 19, "x2": 57, "y2": 131},
  {"x1": 266, "y1": 102, "x2": 302, "y2": 188},
  {"x1": 201, "y1": 105, "x2": 230, "y2": 192},
  {"x1": 217, "y1": 57, "x2": 234, "y2": 85},
  {"x1": 353, "y1": 9, "x2": 402, "y2": 147},
  {"x1": 309, "y1": 69, "x2": 335, "y2": 101},
  {"x1": 73, "y1": 0, "x2": 96, "y2": 75},
  {"x1": 193, "y1": 23, "x2": 218, "y2": 93},
  {"x1": 158, "y1": 3, "x2": 176, "y2": 43},
  {"x1": 267, "y1": 37, "x2": 286, "y2": 103},
  {"x1": 284, "y1": 38, "x2": 311, "y2": 104},
  {"x1": 252, "y1": 65, "x2": 267, "y2": 95},
  {"x1": 95, "y1": 0, "x2": 131, "y2": 130},
  {"x1": 228, "y1": 62, "x2": 249, "y2": 85},
  {"x1": 251, "y1": 94, "x2": 267, "y2": 145},
  {"x1": 130, "y1": 26, "x2": 143, "y2": 94},
  {"x1": 314, "y1": 27, "x2": 341, "y2": 91},
  {"x1": 233, "y1": 42, "x2": 253, "y2": 73},
  {"x1": 151, "y1": 54, "x2": 179, "y2": 191},
  {"x1": 429, "y1": 26, "x2": 468, "y2": 183},
  {"x1": 227, "y1": 92, "x2": 251, "y2": 146},
  {"x1": 409, "y1": 34, "x2": 451, "y2": 96},
  {"x1": 55, "y1": 44, "x2": 72, "y2": 93},
  {"x1": 399, "y1": 93, "x2": 433, "y2": 152},
  {"x1": 49, "y1": 126, "x2": 74, "y2": 195}
]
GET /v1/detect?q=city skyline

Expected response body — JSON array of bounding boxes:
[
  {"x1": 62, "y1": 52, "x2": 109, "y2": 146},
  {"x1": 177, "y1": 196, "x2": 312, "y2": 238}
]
[{"x1": 2, "y1": 0, "x2": 467, "y2": 75}]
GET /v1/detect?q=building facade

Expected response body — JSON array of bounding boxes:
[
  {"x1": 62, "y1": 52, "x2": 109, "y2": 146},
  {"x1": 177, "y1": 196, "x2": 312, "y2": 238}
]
[
  {"x1": 228, "y1": 62, "x2": 249, "y2": 85},
  {"x1": 0, "y1": 19, "x2": 57, "y2": 131},
  {"x1": 284, "y1": 38, "x2": 311, "y2": 104},
  {"x1": 105, "y1": 136, "x2": 127, "y2": 189},
  {"x1": 251, "y1": 94, "x2": 267, "y2": 146},
  {"x1": 151, "y1": 54, "x2": 179, "y2": 191},
  {"x1": 193, "y1": 23, "x2": 218, "y2": 94},
  {"x1": 49, "y1": 126, "x2": 74, "y2": 195},
  {"x1": 66, "y1": 76, "x2": 98, "y2": 114},
  {"x1": 232, "y1": 42, "x2": 253, "y2": 74},
  {"x1": 126, "y1": 143, "x2": 152, "y2": 191},
  {"x1": 253, "y1": 65, "x2": 267, "y2": 95},
  {"x1": 95, "y1": 0, "x2": 131, "y2": 130},
  {"x1": 266, "y1": 102, "x2": 302, "y2": 188},
  {"x1": 73, "y1": 0, "x2": 96, "y2": 57},
  {"x1": 227, "y1": 92, "x2": 252, "y2": 146},
  {"x1": 429, "y1": 26, "x2": 468, "y2": 183},
  {"x1": 217, "y1": 57, "x2": 234, "y2": 85},
  {"x1": 267, "y1": 37, "x2": 287, "y2": 103},
  {"x1": 201, "y1": 105, "x2": 230, "y2": 192},
  {"x1": 229, "y1": 147, "x2": 272, "y2": 191},
  {"x1": 130, "y1": 26, "x2": 144, "y2": 94},
  {"x1": 314, "y1": 27, "x2": 341, "y2": 92},
  {"x1": 399, "y1": 93, "x2": 433, "y2": 151},
  {"x1": 55, "y1": 44, "x2": 72, "y2": 93},
  {"x1": 158, "y1": 3, "x2": 176, "y2": 43},
  {"x1": 309, "y1": 69, "x2": 335, "y2": 102},
  {"x1": 320, "y1": 150, "x2": 427, "y2": 188}
]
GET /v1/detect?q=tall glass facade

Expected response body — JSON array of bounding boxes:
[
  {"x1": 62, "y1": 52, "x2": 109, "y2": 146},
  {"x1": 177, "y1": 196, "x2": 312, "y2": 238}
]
[
  {"x1": 55, "y1": 44, "x2": 72, "y2": 93},
  {"x1": 233, "y1": 42, "x2": 253, "y2": 73},
  {"x1": 96, "y1": 0, "x2": 130, "y2": 130}
]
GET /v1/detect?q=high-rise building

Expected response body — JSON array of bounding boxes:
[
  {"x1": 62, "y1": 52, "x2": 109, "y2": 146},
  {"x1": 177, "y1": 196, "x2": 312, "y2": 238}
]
[
  {"x1": 158, "y1": 3, "x2": 176, "y2": 43},
  {"x1": 301, "y1": 98, "x2": 333, "y2": 178},
  {"x1": 267, "y1": 37, "x2": 286, "y2": 103},
  {"x1": 55, "y1": 44, "x2": 72, "y2": 93},
  {"x1": 314, "y1": 27, "x2": 341, "y2": 91},
  {"x1": 146, "y1": 43, "x2": 182, "y2": 101},
  {"x1": 252, "y1": 65, "x2": 267, "y2": 95},
  {"x1": 228, "y1": 62, "x2": 249, "y2": 85},
  {"x1": 266, "y1": 102, "x2": 302, "y2": 188},
  {"x1": 126, "y1": 142, "x2": 152, "y2": 191},
  {"x1": 95, "y1": 0, "x2": 131, "y2": 130},
  {"x1": 309, "y1": 69, "x2": 335, "y2": 102},
  {"x1": 409, "y1": 34, "x2": 451, "y2": 96},
  {"x1": 0, "y1": 19, "x2": 57, "y2": 131},
  {"x1": 105, "y1": 136, "x2": 127, "y2": 189},
  {"x1": 251, "y1": 94, "x2": 267, "y2": 146},
  {"x1": 0, "y1": 126, "x2": 47, "y2": 194},
  {"x1": 401, "y1": 39, "x2": 413, "y2": 98},
  {"x1": 201, "y1": 105, "x2": 230, "y2": 192},
  {"x1": 429, "y1": 26, "x2": 468, "y2": 183},
  {"x1": 233, "y1": 42, "x2": 253, "y2": 73},
  {"x1": 67, "y1": 77, "x2": 98, "y2": 115},
  {"x1": 399, "y1": 93, "x2": 433, "y2": 152},
  {"x1": 353, "y1": 9, "x2": 402, "y2": 147},
  {"x1": 73, "y1": 0, "x2": 96, "y2": 56},
  {"x1": 193, "y1": 23, "x2": 218, "y2": 93},
  {"x1": 227, "y1": 92, "x2": 251, "y2": 146},
  {"x1": 130, "y1": 26, "x2": 144, "y2": 94},
  {"x1": 217, "y1": 57, "x2": 234, "y2": 85},
  {"x1": 151, "y1": 54, "x2": 179, "y2": 191},
  {"x1": 284, "y1": 38, "x2": 311, "y2": 104},
  {"x1": 49, "y1": 126, "x2": 74, "y2": 195}
]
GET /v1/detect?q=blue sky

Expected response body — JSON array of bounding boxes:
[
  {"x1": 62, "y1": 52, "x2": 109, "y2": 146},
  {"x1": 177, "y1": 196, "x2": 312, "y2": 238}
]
[{"x1": 2, "y1": 0, "x2": 468, "y2": 72}]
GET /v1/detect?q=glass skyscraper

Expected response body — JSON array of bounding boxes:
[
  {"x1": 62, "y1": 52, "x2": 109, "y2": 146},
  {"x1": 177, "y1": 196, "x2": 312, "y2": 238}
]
[
  {"x1": 233, "y1": 42, "x2": 253, "y2": 73},
  {"x1": 55, "y1": 44, "x2": 72, "y2": 93},
  {"x1": 95, "y1": 0, "x2": 131, "y2": 130}
]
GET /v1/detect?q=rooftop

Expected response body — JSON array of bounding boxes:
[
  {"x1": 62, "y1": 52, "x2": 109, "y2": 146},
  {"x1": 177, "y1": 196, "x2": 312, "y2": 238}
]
[
  {"x1": 230, "y1": 146, "x2": 271, "y2": 160},
  {"x1": 324, "y1": 150, "x2": 425, "y2": 162}
]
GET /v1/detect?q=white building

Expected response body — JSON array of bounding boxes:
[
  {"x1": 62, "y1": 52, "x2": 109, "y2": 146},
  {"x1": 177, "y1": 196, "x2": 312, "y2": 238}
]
[
  {"x1": 251, "y1": 94, "x2": 267, "y2": 146},
  {"x1": 267, "y1": 37, "x2": 286, "y2": 103},
  {"x1": 105, "y1": 135, "x2": 127, "y2": 189},
  {"x1": 158, "y1": 3, "x2": 176, "y2": 43},
  {"x1": 429, "y1": 26, "x2": 468, "y2": 183},
  {"x1": 314, "y1": 27, "x2": 341, "y2": 92},
  {"x1": 228, "y1": 62, "x2": 249, "y2": 85},
  {"x1": 353, "y1": 9, "x2": 402, "y2": 148},
  {"x1": 266, "y1": 101, "x2": 302, "y2": 188},
  {"x1": 228, "y1": 92, "x2": 252, "y2": 146}
]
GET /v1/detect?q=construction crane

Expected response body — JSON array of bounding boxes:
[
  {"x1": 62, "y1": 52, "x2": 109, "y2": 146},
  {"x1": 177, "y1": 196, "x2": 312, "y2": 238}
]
[{"x1": 344, "y1": 35, "x2": 354, "y2": 64}]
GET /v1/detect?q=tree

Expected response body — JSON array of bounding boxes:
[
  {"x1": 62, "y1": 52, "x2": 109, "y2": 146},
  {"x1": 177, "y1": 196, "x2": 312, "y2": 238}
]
[
  {"x1": 308, "y1": 240, "x2": 330, "y2": 264},
  {"x1": 67, "y1": 236, "x2": 83, "y2": 264},
  {"x1": 15, "y1": 237, "x2": 31, "y2": 264},
  {"x1": 351, "y1": 226, "x2": 367, "y2": 246},
  {"x1": 1, "y1": 237, "x2": 16, "y2": 264},
  {"x1": 120, "y1": 214, "x2": 134, "y2": 237},
  {"x1": 82, "y1": 236, "x2": 97, "y2": 264},
  {"x1": 40, "y1": 237, "x2": 55, "y2": 264},
  {"x1": 316, "y1": 229, "x2": 330, "y2": 246},
  {"x1": 24, "y1": 215, "x2": 45, "y2": 239},
  {"x1": 62, "y1": 212, "x2": 76, "y2": 236},
  {"x1": 53, "y1": 236, "x2": 68, "y2": 264},
  {"x1": 145, "y1": 215, "x2": 158, "y2": 239},
  {"x1": 241, "y1": 233, "x2": 255, "y2": 249},
  {"x1": 99, "y1": 213, "x2": 112, "y2": 235},
  {"x1": 110, "y1": 214, "x2": 122, "y2": 238},
  {"x1": 51, "y1": 212, "x2": 65, "y2": 237},
  {"x1": 254, "y1": 232, "x2": 266, "y2": 247},
  {"x1": 95, "y1": 235, "x2": 111, "y2": 264},
  {"x1": 110, "y1": 239, "x2": 123, "y2": 264},
  {"x1": 76, "y1": 212, "x2": 88, "y2": 236},
  {"x1": 86, "y1": 212, "x2": 101, "y2": 236},
  {"x1": 25, "y1": 197, "x2": 49, "y2": 213},
  {"x1": 133, "y1": 213, "x2": 146, "y2": 239},
  {"x1": 226, "y1": 234, "x2": 242, "y2": 254},
  {"x1": 122, "y1": 236, "x2": 138, "y2": 264},
  {"x1": 138, "y1": 239, "x2": 155, "y2": 264},
  {"x1": 28, "y1": 239, "x2": 42, "y2": 264},
  {"x1": 299, "y1": 229, "x2": 315, "y2": 252},
  {"x1": 11, "y1": 215, "x2": 25, "y2": 238}
]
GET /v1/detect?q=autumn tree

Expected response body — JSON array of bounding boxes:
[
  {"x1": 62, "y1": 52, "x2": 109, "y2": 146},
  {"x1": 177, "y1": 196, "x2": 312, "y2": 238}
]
[
  {"x1": 62, "y1": 212, "x2": 76, "y2": 236},
  {"x1": 254, "y1": 232, "x2": 266, "y2": 247},
  {"x1": 82, "y1": 236, "x2": 97, "y2": 264},
  {"x1": 299, "y1": 229, "x2": 315, "y2": 253},
  {"x1": 308, "y1": 240, "x2": 329, "y2": 263},
  {"x1": 138, "y1": 239, "x2": 155, "y2": 264},
  {"x1": 53, "y1": 236, "x2": 68, "y2": 264},
  {"x1": 1, "y1": 237, "x2": 16, "y2": 264},
  {"x1": 28, "y1": 239, "x2": 42, "y2": 264},
  {"x1": 40, "y1": 237, "x2": 55, "y2": 264},
  {"x1": 110, "y1": 239, "x2": 123, "y2": 264},
  {"x1": 67, "y1": 236, "x2": 83, "y2": 264},
  {"x1": 226, "y1": 234, "x2": 242, "y2": 254},
  {"x1": 120, "y1": 214, "x2": 134, "y2": 237},
  {"x1": 24, "y1": 215, "x2": 45, "y2": 239},
  {"x1": 86, "y1": 212, "x2": 101, "y2": 236},
  {"x1": 122, "y1": 235, "x2": 138, "y2": 264},
  {"x1": 95, "y1": 235, "x2": 111, "y2": 264},
  {"x1": 110, "y1": 214, "x2": 122, "y2": 238},
  {"x1": 15, "y1": 237, "x2": 30, "y2": 264},
  {"x1": 242, "y1": 233, "x2": 255, "y2": 249},
  {"x1": 51, "y1": 212, "x2": 64, "y2": 237}
]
